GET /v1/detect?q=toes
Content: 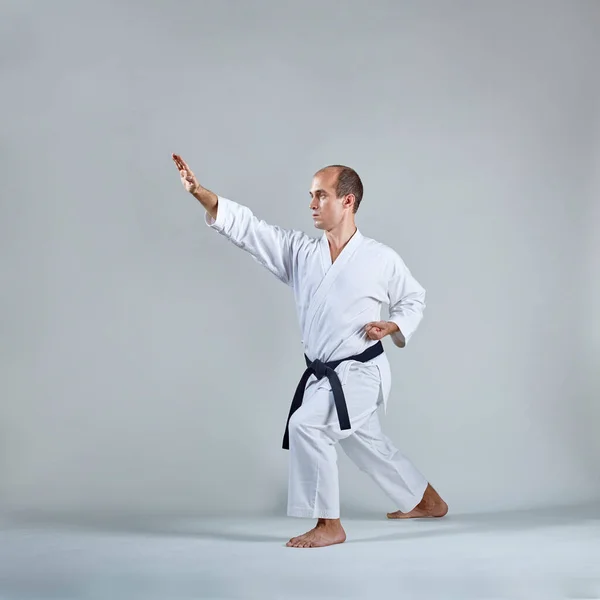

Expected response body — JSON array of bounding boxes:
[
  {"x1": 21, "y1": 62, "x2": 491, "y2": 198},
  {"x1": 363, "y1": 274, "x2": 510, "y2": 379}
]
[
  {"x1": 287, "y1": 531, "x2": 325, "y2": 548},
  {"x1": 387, "y1": 511, "x2": 410, "y2": 519},
  {"x1": 288, "y1": 536, "x2": 307, "y2": 548}
]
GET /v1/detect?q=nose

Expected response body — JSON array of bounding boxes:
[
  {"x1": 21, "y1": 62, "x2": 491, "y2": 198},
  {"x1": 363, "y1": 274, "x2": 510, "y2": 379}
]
[{"x1": 309, "y1": 198, "x2": 318, "y2": 211}]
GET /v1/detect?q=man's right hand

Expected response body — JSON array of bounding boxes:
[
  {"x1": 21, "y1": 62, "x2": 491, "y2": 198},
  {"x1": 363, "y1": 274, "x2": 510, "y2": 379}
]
[
  {"x1": 172, "y1": 153, "x2": 201, "y2": 194},
  {"x1": 172, "y1": 153, "x2": 218, "y2": 219}
]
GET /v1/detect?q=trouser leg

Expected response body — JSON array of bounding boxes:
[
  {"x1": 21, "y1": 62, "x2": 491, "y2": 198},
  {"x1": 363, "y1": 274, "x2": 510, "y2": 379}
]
[
  {"x1": 286, "y1": 363, "x2": 381, "y2": 519},
  {"x1": 339, "y1": 408, "x2": 428, "y2": 512}
]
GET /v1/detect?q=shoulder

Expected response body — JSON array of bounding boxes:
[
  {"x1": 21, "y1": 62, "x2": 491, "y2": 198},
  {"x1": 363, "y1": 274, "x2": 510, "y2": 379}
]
[
  {"x1": 360, "y1": 234, "x2": 405, "y2": 265},
  {"x1": 288, "y1": 228, "x2": 319, "y2": 247},
  {"x1": 278, "y1": 227, "x2": 320, "y2": 259}
]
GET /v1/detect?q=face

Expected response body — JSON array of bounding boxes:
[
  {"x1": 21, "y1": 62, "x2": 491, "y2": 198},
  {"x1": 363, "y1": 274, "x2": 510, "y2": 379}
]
[{"x1": 309, "y1": 169, "x2": 354, "y2": 231}]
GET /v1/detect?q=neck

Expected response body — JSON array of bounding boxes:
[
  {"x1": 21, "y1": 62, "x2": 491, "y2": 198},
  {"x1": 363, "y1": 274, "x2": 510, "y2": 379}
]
[{"x1": 325, "y1": 218, "x2": 358, "y2": 260}]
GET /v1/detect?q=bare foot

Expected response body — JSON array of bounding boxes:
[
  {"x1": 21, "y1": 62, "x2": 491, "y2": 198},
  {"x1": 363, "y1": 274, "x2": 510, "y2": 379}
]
[
  {"x1": 286, "y1": 518, "x2": 347, "y2": 548},
  {"x1": 387, "y1": 483, "x2": 448, "y2": 519}
]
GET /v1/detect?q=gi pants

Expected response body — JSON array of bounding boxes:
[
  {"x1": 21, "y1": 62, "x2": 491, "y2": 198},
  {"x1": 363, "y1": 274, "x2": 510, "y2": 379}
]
[{"x1": 287, "y1": 359, "x2": 428, "y2": 519}]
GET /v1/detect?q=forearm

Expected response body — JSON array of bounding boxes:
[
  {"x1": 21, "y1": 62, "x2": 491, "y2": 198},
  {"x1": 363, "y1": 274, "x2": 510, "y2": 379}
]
[
  {"x1": 192, "y1": 186, "x2": 219, "y2": 220},
  {"x1": 388, "y1": 306, "x2": 422, "y2": 347},
  {"x1": 388, "y1": 267, "x2": 426, "y2": 348},
  {"x1": 386, "y1": 321, "x2": 405, "y2": 347},
  {"x1": 204, "y1": 196, "x2": 299, "y2": 286}
]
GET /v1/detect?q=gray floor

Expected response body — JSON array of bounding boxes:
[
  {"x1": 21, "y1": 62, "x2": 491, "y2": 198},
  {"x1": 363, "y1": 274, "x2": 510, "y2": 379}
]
[{"x1": 1, "y1": 505, "x2": 599, "y2": 600}]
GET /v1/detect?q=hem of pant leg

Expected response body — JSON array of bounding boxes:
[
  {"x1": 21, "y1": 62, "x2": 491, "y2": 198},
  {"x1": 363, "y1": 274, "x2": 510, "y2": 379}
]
[
  {"x1": 360, "y1": 418, "x2": 430, "y2": 514},
  {"x1": 287, "y1": 506, "x2": 340, "y2": 519},
  {"x1": 398, "y1": 477, "x2": 429, "y2": 513}
]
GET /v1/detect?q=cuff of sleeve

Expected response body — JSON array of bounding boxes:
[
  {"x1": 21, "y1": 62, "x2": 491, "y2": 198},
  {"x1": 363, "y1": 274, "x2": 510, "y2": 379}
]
[
  {"x1": 204, "y1": 196, "x2": 230, "y2": 231},
  {"x1": 388, "y1": 316, "x2": 410, "y2": 347}
]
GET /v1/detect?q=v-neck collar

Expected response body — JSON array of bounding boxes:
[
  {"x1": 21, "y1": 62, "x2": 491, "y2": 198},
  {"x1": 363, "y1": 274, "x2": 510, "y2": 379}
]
[
  {"x1": 320, "y1": 228, "x2": 363, "y2": 270},
  {"x1": 304, "y1": 228, "x2": 365, "y2": 353}
]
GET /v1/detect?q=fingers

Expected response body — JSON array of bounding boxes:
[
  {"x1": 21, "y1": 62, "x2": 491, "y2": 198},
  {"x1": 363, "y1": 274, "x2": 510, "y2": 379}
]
[
  {"x1": 364, "y1": 321, "x2": 385, "y2": 340},
  {"x1": 366, "y1": 321, "x2": 385, "y2": 328},
  {"x1": 365, "y1": 328, "x2": 383, "y2": 340},
  {"x1": 172, "y1": 154, "x2": 198, "y2": 189},
  {"x1": 172, "y1": 153, "x2": 192, "y2": 175},
  {"x1": 172, "y1": 154, "x2": 185, "y2": 173}
]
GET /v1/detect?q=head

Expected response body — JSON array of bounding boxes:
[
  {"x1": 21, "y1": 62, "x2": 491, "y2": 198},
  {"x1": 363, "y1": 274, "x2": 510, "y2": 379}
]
[{"x1": 309, "y1": 165, "x2": 363, "y2": 231}]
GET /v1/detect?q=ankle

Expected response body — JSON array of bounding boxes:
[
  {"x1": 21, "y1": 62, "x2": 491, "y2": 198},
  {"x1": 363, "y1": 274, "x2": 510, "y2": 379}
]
[{"x1": 317, "y1": 518, "x2": 341, "y2": 528}]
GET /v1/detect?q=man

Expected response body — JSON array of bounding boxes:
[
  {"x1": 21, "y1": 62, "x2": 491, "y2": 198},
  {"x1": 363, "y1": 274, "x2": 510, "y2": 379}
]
[{"x1": 171, "y1": 154, "x2": 448, "y2": 548}]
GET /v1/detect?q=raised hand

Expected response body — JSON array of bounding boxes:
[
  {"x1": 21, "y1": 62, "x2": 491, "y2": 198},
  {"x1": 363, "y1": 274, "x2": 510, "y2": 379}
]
[
  {"x1": 172, "y1": 153, "x2": 219, "y2": 218},
  {"x1": 172, "y1": 153, "x2": 200, "y2": 194}
]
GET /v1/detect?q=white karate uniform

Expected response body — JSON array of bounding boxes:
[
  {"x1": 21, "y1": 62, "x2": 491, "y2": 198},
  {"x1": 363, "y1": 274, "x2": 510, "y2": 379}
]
[{"x1": 206, "y1": 196, "x2": 429, "y2": 518}]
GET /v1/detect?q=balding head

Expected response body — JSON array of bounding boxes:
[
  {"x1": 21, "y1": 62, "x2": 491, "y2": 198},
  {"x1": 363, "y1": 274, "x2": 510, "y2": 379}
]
[
  {"x1": 315, "y1": 165, "x2": 364, "y2": 213},
  {"x1": 309, "y1": 165, "x2": 364, "y2": 232}
]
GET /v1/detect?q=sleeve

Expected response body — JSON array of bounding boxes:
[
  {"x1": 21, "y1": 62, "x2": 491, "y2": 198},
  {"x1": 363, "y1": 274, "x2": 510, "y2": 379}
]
[
  {"x1": 386, "y1": 253, "x2": 426, "y2": 347},
  {"x1": 205, "y1": 196, "x2": 305, "y2": 286}
]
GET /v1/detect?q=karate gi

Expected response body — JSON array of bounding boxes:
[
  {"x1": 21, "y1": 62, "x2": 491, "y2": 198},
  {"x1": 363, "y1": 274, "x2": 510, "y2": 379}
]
[{"x1": 206, "y1": 196, "x2": 429, "y2": 518}]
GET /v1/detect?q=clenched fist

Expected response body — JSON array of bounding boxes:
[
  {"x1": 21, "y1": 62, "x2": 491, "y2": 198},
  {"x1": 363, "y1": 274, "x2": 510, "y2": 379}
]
[{"x1": 364, "y1": 321, "x2": 405, "y2": 347}]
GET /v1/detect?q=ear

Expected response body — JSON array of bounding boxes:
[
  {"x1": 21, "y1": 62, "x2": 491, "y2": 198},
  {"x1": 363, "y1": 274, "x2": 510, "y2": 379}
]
[{"x1": 343, "y1": 194, "x2": 355, "y2": 210}]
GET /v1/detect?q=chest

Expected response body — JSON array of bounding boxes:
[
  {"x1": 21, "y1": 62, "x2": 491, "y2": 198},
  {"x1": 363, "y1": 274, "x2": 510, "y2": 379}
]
[{"x1": 294, "y1": 244, "x2": 387, "y2": 306}]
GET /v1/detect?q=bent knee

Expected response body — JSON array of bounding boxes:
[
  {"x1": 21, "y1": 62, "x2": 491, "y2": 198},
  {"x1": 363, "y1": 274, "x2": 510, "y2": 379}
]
[
  {"x1": 288, "y1": 413, "x2": 332, "y2": 446},
  {"x1": 288, "y1": 413, "x2": 312, "y2": 437}
]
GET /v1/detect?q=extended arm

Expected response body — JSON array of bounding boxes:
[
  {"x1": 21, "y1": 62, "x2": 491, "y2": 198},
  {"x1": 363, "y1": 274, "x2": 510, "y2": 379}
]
[
  {"x1": 205, "y1": 196, "x2": 303, "y2": 285},
  {"x1": 172, "y1": 153, "x2": 303, "y2": 286}
]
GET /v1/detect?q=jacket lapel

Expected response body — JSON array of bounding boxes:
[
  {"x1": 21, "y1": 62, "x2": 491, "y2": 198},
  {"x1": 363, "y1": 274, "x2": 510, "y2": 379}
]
[{"x1": 304, "y1": 229, "x2": 364, "y2": 343}]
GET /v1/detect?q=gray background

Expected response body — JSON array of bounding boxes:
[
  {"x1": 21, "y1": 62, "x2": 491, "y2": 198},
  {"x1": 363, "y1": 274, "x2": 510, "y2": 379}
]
[{"x1": 2, "y1": 0, "x2": 599, "y2": 518}]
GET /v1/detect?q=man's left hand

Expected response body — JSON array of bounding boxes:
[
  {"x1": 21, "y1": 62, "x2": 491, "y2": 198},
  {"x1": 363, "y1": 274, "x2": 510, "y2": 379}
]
[{"x1": 364, "y1": 321, "x2": 400, "y2": 341}]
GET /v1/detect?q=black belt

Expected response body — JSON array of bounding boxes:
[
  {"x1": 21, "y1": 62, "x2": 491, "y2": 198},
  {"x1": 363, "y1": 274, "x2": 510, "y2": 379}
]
[{"x1": 282, "y1": 341, "x2": 384, "y2": 449}]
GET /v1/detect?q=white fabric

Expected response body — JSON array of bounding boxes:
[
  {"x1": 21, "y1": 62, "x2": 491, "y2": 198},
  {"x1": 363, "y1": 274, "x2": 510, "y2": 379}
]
[
  {"x1": 205, "y1": 196, "x2": 429, "y2": 517},
  {"x1": 287, "y1": 360, "x2": 428, "y2": 518}
]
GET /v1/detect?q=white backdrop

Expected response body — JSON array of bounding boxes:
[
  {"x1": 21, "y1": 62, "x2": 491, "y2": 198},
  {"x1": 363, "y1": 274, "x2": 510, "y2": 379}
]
[{"x1": 1, "y1": 0, "x2": 599, "y2": 517}]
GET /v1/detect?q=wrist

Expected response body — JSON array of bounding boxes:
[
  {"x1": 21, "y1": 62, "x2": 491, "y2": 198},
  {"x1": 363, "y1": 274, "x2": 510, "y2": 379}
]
[
  {"x1": 193, "y1": 187, "x2": 218, "y2": 206},
  {"x1": 191, "y1": 184, "x2": 207, "y2": 199}
]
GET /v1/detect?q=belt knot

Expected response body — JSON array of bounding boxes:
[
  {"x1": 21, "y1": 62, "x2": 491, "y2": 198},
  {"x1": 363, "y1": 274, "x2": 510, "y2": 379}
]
[{"x1": 310, "y1": 359, "x2": 328, "y2": 380}]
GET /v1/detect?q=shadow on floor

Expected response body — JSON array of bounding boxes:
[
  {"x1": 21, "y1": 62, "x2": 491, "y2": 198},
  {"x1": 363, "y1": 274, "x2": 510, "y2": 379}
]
[
  {"x1": 2, "y1": 501, "x2": 599, "y2": 545},
  {"x1": 343, "y1": 502, "x2": 600, "y2": 543}
]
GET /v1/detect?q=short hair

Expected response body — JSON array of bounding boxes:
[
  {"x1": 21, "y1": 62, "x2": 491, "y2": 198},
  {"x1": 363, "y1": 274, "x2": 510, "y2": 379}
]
[{"x1": 320, "y1": 165, "x2": 364, "y2": 213}]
